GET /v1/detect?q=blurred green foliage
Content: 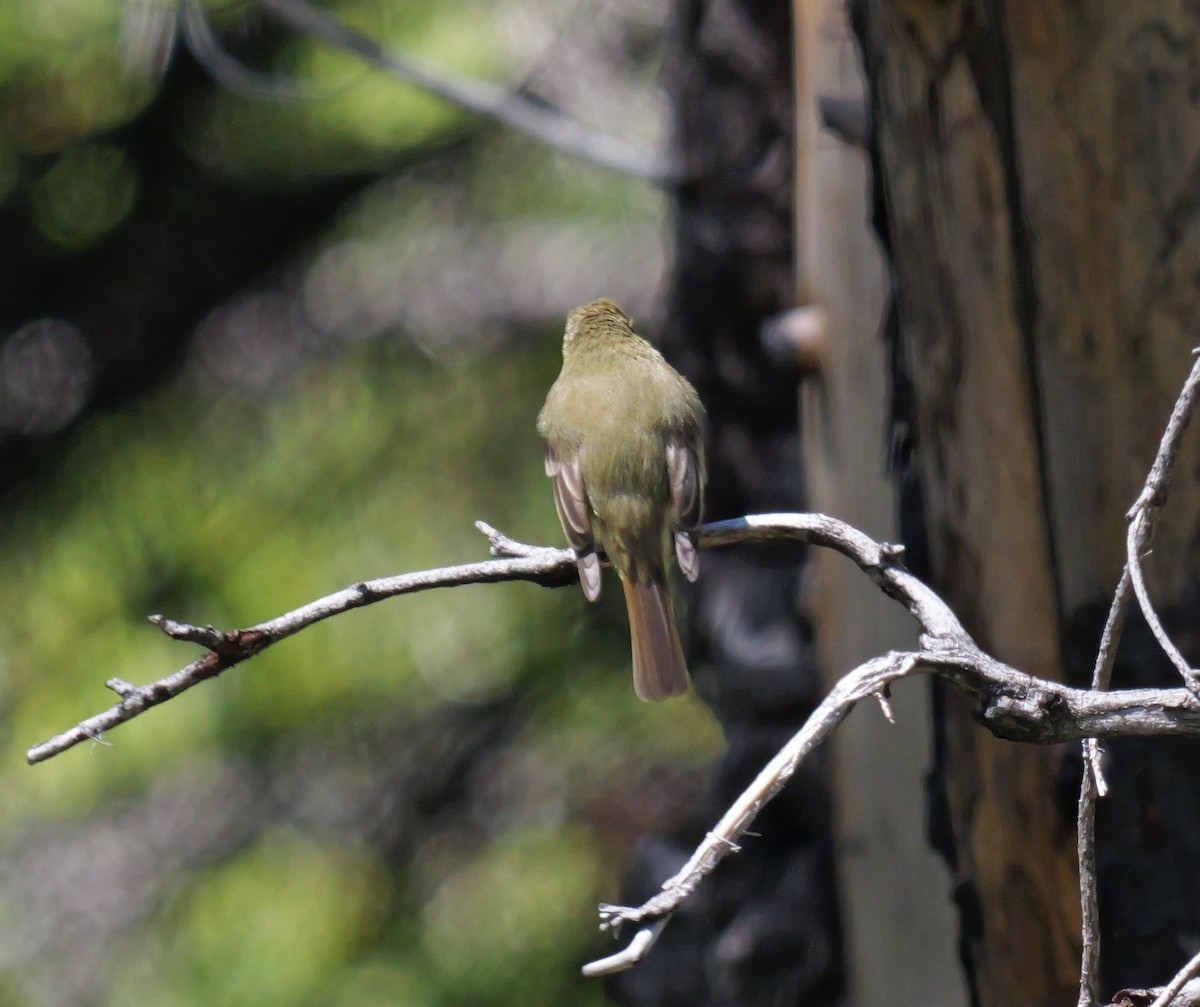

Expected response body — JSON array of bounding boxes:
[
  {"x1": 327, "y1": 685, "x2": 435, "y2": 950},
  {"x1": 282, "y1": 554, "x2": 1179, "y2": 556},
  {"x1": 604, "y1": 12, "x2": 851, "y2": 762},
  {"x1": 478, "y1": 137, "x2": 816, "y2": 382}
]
[
  {"x1": 1, "y1": 343, "x2": 721, "y2": 1005},
  {"x1": 0, "y1": 2, "x2": 707, "y2": 1002},
  {"x1": 192, "y1": 0, "x2": 510, "y2": 179}
]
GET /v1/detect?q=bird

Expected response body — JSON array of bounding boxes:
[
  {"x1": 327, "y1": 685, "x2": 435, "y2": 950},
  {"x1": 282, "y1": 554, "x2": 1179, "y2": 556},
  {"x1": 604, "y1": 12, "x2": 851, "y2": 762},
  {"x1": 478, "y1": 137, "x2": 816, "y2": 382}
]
[{"x1": 537, "y1": 299, "x2": 705, "y2": 701}]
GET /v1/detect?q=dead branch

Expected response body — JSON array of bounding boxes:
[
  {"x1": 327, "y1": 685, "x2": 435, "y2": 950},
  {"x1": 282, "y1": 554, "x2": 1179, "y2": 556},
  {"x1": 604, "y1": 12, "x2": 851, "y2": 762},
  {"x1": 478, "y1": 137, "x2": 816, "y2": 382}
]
[
  {"x1": 585, "y1": 352, "x2": 1200, "y2": 981},
  {"x1": 1076, "y1": 351, "x2": 1200, "y2": 1005},
  {"x1": 29, "y1": 511, "x2": 1200, "y2": 767},
  {"x1": 25, "y1": 350, "x2": 1200, "y2": 996},
  {"x1": 26, "y1": 526, "x2": 575, "y2": 764},
  {"x1": 1149, "y1": 952, "x2": 1200, "y2": 1007},
  {"x1": 1124, "y1": 353, "x2": 1200, "y2": 695}
]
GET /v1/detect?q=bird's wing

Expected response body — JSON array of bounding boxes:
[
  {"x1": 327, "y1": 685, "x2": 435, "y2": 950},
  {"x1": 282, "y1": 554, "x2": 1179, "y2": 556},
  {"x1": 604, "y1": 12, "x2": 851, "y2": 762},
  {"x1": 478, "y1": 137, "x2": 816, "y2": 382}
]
[
  {"x1": 666, "y1": 441, "x2": 703, "y2": 582},
  {"x1": 546, "y1": 446, "x2": 602, "y2": 601}
]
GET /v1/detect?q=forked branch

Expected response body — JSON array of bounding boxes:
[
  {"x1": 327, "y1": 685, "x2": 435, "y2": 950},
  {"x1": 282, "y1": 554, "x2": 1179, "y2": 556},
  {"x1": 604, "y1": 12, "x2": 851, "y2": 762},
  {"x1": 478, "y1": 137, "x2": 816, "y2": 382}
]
[
  {"x1": 26, "y1": 351, "x2": 1200, "y2": 1000},
  {"x1": 28, "y1": 513, "x2": 1200, "y2": 767}
]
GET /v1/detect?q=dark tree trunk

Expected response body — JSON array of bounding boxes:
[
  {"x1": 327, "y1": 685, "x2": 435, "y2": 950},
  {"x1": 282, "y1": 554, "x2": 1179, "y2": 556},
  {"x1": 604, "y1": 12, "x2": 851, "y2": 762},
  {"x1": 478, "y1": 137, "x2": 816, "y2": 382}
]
[{"x1": 609, "y1": 1, "x2": 845, "y2": 1005}]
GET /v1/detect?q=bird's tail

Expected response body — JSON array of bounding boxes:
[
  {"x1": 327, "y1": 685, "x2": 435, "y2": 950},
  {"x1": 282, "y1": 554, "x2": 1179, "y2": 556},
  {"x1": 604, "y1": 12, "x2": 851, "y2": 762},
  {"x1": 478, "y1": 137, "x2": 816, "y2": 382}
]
[{"x1": 621, "y1": 577, "x2": 689, "y2": 701}]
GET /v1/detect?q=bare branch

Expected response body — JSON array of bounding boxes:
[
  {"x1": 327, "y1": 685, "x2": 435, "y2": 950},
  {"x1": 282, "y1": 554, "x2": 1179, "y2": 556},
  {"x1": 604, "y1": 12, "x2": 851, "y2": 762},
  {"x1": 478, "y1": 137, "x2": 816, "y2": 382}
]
[
  {"x1": 252, "y1": 0, "x2": 677, "y2": 184},
  {"x1": 1077, "y1": 351, "x2": 1200, "y2": 1005},
  {"x1": 583, "y1": 493, "x2": 1200, "y2": 973},
  {"x1": 27, "y1": 511, "x2": 1200, "y2": 768},
  {"x1": 1148, "y1": 952, "x2": 1200, "y2": 1007},
  {"x1": 1077, "y1": 567, "x2": 1130, "y2": 1007},
  {"x1": 27, "y1": 541, "x2": 576, "y2": 764},
  {"x1": 581, "y1": 917, "x2": 670, "y2": 977},
  {"x1": 1124, "y1": 352, "x2": 1200, "y2": 692},
  {"x1": 585, "y1": 650, "x2": 924, "y2": 974},
  {"x1": 581, "y1": 628, "x2": 1200, "y2": 972},
  {"x1": 1127, "y1": 511, "x2": 1196, "y2": 689}
]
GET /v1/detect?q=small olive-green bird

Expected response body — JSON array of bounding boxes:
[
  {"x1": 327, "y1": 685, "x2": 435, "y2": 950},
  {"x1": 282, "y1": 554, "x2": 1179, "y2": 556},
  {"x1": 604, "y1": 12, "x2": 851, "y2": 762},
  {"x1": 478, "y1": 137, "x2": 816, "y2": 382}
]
[{"x1": 538, "y1": 299, "x2": 705, "y2": 701}]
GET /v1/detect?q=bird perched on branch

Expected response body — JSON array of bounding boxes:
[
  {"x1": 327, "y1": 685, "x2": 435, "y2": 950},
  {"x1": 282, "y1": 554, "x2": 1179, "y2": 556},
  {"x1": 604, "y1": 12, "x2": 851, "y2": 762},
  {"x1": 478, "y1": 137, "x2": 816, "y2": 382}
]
[{"x1": 538, "y1": 299, "x2": 705, "y2": 701}]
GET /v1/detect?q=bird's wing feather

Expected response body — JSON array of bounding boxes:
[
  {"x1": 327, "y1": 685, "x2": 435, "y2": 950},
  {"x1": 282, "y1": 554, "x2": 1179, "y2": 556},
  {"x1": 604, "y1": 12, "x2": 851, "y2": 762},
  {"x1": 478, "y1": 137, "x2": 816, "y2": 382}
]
[
  {"x1": 666, "y1": 441, "x2": 703, "y2": 582},
  {"x1": 666, "y1": 442, "x2": 702, "y2": 528},
  {"x1": 547, "y1": 446, "x2": 602, "y2": 601}
]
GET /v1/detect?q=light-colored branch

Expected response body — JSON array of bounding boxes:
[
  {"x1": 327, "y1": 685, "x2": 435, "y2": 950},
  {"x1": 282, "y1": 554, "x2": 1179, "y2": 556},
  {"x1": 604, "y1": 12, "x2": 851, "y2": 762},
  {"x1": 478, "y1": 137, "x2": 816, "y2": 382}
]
[
  {"x1": 1077, "y1": 567, "x2": 1130, "y2": 1007},
  {"x1": 24, "y1": 510, "x2": 1200, "y2": 987},
  {"x1": 1077, "y1": 352, "x2": 1200, "y2": 1005},
  {"x1": 26, "y1": 526, "x2": 575, "y2": 764},
  {"x1": 1124, "y1": 352, "x2": 1200, "y2": 693},
  {"x1": 581, "y1": 917, "x2": 670, "y2": 977},
  {"x1": 28, "y1": 511, "x2": 1200, "y2": 770},
  {"x1": 582, "y1": 628, "x2": 1200, "y2": 972},
  {"x1": 30, "y1": 508, "x2": 1200, "y2": 770},
  {"x1": 587, "y1": 649, "x2": 924, "y2": 970},
  {"x1": 1149, "y1": 953, "x2": 1200, "y2": 1007},
  {"x1": 252, "y1": 0, "x2": 677, "y2": 184},
  {"x1": 581, "y1": 496, "x2": 1200, "y2": 974}
]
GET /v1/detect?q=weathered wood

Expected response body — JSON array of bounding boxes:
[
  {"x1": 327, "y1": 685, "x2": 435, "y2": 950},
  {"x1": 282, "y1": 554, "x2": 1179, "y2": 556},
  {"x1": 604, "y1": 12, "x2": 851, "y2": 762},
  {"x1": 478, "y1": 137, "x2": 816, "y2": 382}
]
[
  {"x1": 793, "y1": 1, "x2": 966, "y2": 1003},
  {"x1": 854, "y1": 1, "x2": 1200, "y2": 1003}
]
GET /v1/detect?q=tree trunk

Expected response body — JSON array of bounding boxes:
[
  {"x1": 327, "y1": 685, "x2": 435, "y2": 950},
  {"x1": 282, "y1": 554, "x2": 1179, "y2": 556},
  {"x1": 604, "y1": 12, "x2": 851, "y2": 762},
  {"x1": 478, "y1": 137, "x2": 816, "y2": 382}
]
[
  {"x1": 610, "y1": 1, "x2": 845, "y2": 1004},
  {"x1": 853, "y1": 1, "x2": 1200, "y2": 1004}
]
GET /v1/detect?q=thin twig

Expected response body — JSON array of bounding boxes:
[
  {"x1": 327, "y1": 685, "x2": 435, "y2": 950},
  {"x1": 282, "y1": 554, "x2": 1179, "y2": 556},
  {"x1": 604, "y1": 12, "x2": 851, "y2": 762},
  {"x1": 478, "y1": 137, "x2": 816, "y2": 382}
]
[
  {"x1": 27, "y1": 540, "x2": 576, "y2": 764},
  {"x1": 584, "y1": 650, "x2": 925, "y2": 974},
  {"x1": 1149, "y1": 950, "x2": 1200, "y2": 1007},
  {"x1": 1077, "y1": 352, "x2": 1200, "y2": 1005},
  {"x1": 581, "y1": 917, "x2": 671, "y2": 977},
  {"x1": 1077, "y1": 568, "x2": 1131, "y2": 1007},
  {"x1": 1124, "y1": 352, "x2": 1200, "y2": 693},
  {"x1": 253, "y1": 0, "x2": 677, "y2": 184},
  {"x1": 1127, "y1": 512, "x2": 1194, "y2": 687}
]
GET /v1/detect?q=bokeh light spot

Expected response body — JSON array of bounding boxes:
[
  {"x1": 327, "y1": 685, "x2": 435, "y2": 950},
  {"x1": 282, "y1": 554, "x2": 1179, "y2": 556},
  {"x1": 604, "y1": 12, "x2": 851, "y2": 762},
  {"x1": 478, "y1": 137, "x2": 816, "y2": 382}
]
[
  {"x1": 192, "y1": 291, "x2": 314, "y2": 389},
  {"x1": 30, "y1": 141, "x2": 137, "y2": 249},
  {"x1": 0, "y1": 318, "x2": 94, "y2": 435}
]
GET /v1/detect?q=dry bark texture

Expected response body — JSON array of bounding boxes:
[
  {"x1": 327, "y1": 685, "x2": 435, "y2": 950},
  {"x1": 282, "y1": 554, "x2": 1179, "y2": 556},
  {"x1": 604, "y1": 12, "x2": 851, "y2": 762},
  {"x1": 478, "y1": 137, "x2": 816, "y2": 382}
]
[{"x1": 853, "y1": 1, "x2": 1200, "y2": 1003}]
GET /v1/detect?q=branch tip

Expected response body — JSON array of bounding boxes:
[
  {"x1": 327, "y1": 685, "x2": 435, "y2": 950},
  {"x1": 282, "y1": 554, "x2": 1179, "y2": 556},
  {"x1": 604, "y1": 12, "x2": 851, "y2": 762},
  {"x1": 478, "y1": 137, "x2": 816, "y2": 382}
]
[
  {"x1": 475, "y1": 521, "x2": 545, "y2": 558},
  {"x1": 582, "y1": 918, "x2": 671, "y2": 976},
  {"x1": 874, "y1": 689, "x2": 896, "y2": 723},
  {"x1": 149, "y1": 616, "x2": 228, "y2": 649}
]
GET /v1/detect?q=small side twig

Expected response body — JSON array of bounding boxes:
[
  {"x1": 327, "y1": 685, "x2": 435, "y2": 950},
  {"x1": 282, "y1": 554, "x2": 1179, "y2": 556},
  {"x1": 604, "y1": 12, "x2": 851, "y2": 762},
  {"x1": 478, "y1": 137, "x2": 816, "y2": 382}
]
[
  {"x1": 475, "y1": 520, "x2": 549, "y2": 559},
  {"x1": 581, "y1": 917, "x2": 671, "y2": 977},
  {"x1": 148, "y1": 614, "x2": 233, "y2": 650}
]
